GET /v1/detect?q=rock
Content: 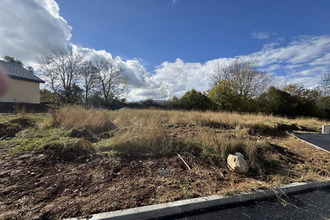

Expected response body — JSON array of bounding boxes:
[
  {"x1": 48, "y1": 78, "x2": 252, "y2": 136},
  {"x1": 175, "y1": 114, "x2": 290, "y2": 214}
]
[{"x1": 227, "y1": 152, "x2": 249, "y2": 174}]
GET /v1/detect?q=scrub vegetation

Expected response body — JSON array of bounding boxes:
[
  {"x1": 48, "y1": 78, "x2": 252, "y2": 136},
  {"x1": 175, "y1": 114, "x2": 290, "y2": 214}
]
[{"x1": 0, "y1": 106, "x2": 329, "y2": 219}]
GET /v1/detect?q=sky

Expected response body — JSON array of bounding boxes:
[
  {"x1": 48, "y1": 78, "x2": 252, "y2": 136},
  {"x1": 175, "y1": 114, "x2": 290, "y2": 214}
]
[{"x1": 0, "y1": 0, "x2": 330, "y2": 100}]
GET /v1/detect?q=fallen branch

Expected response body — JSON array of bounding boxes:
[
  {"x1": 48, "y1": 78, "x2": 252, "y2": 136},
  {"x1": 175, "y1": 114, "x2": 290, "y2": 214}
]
[{"x1": 177, "y1": 153, "x2": 191, "y2": 170}]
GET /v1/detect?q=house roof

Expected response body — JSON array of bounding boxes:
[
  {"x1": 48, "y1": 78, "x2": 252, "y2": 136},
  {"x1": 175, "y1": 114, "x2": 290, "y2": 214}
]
[{"x1": 0, "y1": 60, "x2": 45, "y2": 83}]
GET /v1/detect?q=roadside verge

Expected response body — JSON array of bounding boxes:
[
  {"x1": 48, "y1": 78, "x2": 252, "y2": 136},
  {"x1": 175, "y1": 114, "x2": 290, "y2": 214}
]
[{"x1": 66, "y1": 179, "x2": 330, "y2": 220}]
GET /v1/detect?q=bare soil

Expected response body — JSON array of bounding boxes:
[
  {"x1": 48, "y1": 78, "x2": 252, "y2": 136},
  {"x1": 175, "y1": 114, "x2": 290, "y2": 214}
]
[{"x1": 0, "y1": 126, "x2": 329, "y2": 219}]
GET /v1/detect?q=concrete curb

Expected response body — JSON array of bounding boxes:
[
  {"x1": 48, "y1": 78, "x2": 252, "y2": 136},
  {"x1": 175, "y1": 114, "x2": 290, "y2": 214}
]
[{"x1": 66, "y1": 179, "x2": 330, "y2": 220}]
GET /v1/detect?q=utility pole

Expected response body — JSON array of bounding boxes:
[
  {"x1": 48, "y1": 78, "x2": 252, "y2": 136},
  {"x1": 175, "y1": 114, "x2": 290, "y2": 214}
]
[{"x1": 322, "y1": 73, "x2": 330, "y2": 96}]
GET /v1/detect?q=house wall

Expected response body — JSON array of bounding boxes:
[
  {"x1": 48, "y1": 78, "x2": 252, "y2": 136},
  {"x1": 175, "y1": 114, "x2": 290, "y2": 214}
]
[{"x1": 0, "y1": 77, "x2": 41, "y2": 103}]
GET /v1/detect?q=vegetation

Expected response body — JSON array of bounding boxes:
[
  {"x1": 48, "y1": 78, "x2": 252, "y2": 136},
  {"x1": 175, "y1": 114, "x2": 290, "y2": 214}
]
[
  {"x1": 1, "y1": 106, "x2": 329, "y2": 219},
  {"x1": 38, "y1": 48, "x2": 127, "y2": 106}
]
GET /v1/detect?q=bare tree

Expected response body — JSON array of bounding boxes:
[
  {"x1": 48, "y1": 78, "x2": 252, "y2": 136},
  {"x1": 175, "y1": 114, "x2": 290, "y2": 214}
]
[
  {"x1": 93, "y1": 57, "x2": 128, "y2": 104},
  {"x1": 211, "y1": 59, "x2": 273, "y2": 98},
  {"x1": 79, "y1": 61, "x2": 99, "y2": 103},
  {"x1": 38, "y1": 48, "x2": 84, "y2": 103}
]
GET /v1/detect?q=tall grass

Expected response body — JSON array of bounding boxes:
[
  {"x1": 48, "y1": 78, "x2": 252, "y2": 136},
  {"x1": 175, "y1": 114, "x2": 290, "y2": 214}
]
[
  {"x1": 49, "y1": 107, "x2": 328, "y2": 176},
  {"x1": 50, "y1": 105, "x2": 116, "y2": 134}
]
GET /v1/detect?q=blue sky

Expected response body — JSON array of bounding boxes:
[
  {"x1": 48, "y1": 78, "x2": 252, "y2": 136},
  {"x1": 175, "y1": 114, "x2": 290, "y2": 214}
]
[
  {"x1": 1, "y1": 0, "x2": 330, "y2": 100},
  {"x1": 56, "y1": 0, "x2": 330, "y2": 71}
]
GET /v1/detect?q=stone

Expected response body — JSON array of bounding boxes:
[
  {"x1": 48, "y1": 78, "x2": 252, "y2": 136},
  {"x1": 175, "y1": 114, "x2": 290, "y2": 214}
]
[
  {"x1": 227, "y1": 152, "x2": 249, "y2": 174},
  {"x1": 322, "y1": 125, "x2": 330, "y2": 134}
]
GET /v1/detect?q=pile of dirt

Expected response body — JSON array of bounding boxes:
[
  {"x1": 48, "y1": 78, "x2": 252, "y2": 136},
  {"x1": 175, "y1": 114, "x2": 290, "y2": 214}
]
[
  {"x1": 0, "y1": 122, "x2": 22, "y2": 138},
  {"x1": 69, "y1": 128, "x2": 113, "y2": 142},
  {"x1": 69, "y1": 128, "x2": 98, "y2": 142},
  {"x1": 247, "y1": 124, "x2": 284, "y2": 137},
  {"x1": 276, "y1": 123, "x2": 300, "y2": 131},
  {"x1": 9, "y1": 118, "x2": 35, "y2": 127},
  {"x1": 0, "y1": 118, "x2": 35, "y2": 139},
  {"x1": 42, "y1": 139, "x2": 96, "y2": 161}
]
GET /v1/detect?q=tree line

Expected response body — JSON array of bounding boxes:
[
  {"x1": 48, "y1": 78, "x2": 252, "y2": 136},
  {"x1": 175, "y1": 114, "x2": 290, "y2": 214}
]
[
  {"x1": 3, "y1": 53, "x2": 329, "y2": 119},
  {"x1": 146, "y1": 59, "x2": 330, "y2": 119},
  {"x1": 39, "y1": 55, "x2": 330, "y2": 119}
]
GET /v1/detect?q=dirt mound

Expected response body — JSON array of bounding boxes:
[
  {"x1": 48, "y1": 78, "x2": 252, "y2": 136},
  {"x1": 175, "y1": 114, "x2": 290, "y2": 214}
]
[
  {"x1": 247, "y1": 124, "x2": 283, "y2": 137},
  {"x1": 98, "y1": 132, "x2": 113, "y2": 139},
  {"x1": 276, "y1": 123, "x2": 299, "y2": 131},
  {"x1": 42, "y1": 139, "x2": 96, "y2": 161},
  {"x1": 9, "y1": 118, "x2": 35, "y2": 127},
  {"x1": 0, "y1": 122, "x2": 21, "y2": 138},
  {"x1": 69, "y1": 128, "x2": 98, "y2": 142}
]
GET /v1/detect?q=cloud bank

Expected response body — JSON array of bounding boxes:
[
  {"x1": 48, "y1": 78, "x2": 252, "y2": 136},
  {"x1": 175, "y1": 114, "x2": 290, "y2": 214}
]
[
  {"x1": 1, "y1": 0, "x2": 329, "y2": 101},
  {"x1": 0, "y1": 0, "x2": 71, "y2": 65}
]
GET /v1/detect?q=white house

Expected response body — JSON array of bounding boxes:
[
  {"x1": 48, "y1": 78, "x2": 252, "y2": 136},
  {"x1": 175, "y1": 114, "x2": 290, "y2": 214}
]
[{"x1": 0, "y1": 60, "x2": 44, "y2": 104}]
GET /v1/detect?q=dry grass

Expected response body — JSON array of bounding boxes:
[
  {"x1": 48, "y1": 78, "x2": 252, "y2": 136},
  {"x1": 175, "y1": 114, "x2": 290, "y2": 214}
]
[
  {"x1": 12, "y1": 106, "x2": 328, "y2": 181},
  {"x1": 1, "y1": 107, "x2": 329, "y2": 218},
  {"x1": 102, "y1": 109, "x2": 329, "y2": 179},
  {"x1": 50, "y1": 105, "x2": 116, "y2": 134}
]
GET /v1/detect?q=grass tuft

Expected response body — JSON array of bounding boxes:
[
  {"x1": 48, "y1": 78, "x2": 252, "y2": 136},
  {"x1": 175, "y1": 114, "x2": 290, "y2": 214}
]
[{"x1": 50, "y1": 105, "x2": 116, "y2": 134}]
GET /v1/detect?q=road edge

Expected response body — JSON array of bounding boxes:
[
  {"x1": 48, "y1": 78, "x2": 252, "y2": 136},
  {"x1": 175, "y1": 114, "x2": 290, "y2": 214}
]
[
  {"x1": 66, "y1": 179, "x2": 330, "y2": 220},
  {"x1": 292, "y1": 132, "x2": 330, "y2": 153}
]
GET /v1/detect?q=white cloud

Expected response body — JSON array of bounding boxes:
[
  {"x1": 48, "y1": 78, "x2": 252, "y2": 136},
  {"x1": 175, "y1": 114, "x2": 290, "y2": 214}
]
[
  {"x1": 245, "y1": 35, "x2": 330, "y2": 88},
  {"x1": 0, "y1": 0, "x2": 72, "y2": 66},
  {"x1": 251, "y1": 31, "x2": 270, "y2": 40},
  {"x1": 0, "y1": 0, "x2": 329, "y2": 101}
]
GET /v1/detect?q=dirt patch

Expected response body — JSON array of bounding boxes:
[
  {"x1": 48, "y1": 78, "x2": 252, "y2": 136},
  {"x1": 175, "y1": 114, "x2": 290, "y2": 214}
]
[{"x1": 0, "y1": 135, "x2": 328, "y2": 219}]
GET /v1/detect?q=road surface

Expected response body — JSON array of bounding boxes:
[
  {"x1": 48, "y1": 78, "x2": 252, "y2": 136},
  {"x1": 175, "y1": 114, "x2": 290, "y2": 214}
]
[
  {"x1": 161, "y1": 187, "x2": 330, "y2": 220},
  {"x1": 294, "y1": 133, "x2": 330, "y2": 151}
]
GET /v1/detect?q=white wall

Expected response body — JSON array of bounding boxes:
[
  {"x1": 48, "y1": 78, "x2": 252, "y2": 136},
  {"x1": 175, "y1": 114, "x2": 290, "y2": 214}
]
[{"x1": 0, "y1": 77, "x2": 40, "y2": 103}]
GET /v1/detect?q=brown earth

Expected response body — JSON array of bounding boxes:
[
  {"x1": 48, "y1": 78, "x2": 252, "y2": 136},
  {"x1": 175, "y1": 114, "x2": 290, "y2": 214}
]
[{"x1": 0, "y1": 127, "x2": 329, "y2": 219}]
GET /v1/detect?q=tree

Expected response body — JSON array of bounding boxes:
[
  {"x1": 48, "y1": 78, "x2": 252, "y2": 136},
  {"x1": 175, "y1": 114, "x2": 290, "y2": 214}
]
[
  {"x1": 258, "y1": 87, "x2": 297, "y2": 116},
  {"x1": 40, "y1": 88, "x2": 60, "y2": 103},
  {"x1": 3, "y1": 55, "x2": 23, "y2": 66},
  {"x1": 38, "y1": 48, "x2": 84, "y2": 103},
  {"x1": 179, "y1": 89, "x2": 214, "y2": 110},
  {"x1": 209, "y1": 81, "x2": 241, "y2": 111},
  {"x1": 93, "y1": 57, "x2": 128, "y2": 105},
  {"x1": 79, "y1": 61, "x2": 99, "y2": 103},
  {"x1": 211, "y1": 59, "x2": 273, "y2": 98}
]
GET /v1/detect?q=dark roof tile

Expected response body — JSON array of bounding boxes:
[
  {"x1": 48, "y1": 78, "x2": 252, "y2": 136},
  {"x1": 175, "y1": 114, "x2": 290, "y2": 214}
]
[{"x1": 0, "y1": 60, "x2": 44, "y2": 83}]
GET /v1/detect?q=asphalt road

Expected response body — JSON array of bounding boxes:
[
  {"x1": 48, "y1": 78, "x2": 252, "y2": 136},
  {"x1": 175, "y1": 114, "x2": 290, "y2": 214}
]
[
  {"x1": 162, "y1": 187, "x2": 330, "y2": 220},
  {"x1": 294, "y1": 133, "x2": 330, "y2": 151}
]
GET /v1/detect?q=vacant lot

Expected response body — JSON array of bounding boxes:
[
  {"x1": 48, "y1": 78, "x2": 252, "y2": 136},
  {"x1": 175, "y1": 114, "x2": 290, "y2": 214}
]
[{"x1": 0, "y1": 106, "x2": 329, "y2": 219}]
